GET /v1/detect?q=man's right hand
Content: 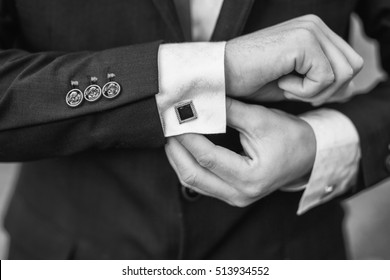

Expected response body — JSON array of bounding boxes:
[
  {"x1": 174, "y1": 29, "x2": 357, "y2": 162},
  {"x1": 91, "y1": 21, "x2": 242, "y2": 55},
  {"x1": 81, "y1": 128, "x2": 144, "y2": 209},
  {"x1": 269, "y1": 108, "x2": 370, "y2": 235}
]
[
  {"x1": 165, "y1": 98, "x2": 317, "y2": 207},
  {"x1": 225, "y1": 14, "x2": 363, "y2": 106}
]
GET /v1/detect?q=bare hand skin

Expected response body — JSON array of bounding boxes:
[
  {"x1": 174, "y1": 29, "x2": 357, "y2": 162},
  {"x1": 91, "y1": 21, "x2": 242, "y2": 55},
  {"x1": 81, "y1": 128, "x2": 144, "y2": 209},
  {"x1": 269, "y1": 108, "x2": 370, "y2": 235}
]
[
  {"x1": 225, "y1": 14, "x2": 363, "y2": 105},
  {"x1": 165, "y1": 98, "x2": 316, "y2": 207}
]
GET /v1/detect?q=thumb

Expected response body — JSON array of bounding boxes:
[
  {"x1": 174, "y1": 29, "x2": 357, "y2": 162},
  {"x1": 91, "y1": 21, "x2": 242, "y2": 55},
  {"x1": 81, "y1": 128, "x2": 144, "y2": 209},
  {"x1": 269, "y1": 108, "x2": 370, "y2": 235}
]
[
  {"x1": 226, "y1": 97, "x2": 264, "y2": 161},
  {"x1": 226, "y1": 97, "x2": 258, "y2": 132}
]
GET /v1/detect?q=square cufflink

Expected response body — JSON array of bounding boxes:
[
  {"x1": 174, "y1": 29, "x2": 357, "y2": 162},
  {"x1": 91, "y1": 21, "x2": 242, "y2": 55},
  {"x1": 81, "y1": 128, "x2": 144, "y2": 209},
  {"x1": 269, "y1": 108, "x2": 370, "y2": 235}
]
[{"x1": 174, "y1": 100, "x2": 197, "y2": 124}]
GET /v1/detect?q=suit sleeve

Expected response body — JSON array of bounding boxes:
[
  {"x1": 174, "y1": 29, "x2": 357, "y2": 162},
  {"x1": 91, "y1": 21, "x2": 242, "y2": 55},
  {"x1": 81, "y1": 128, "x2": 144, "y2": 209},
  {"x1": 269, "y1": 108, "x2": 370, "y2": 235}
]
[
  {"x1": 328, "y1": 0, "x2": 390, "y2": 192},
  {"x1": 0, "y1": 2, "x2": 165, "y2": 161}
]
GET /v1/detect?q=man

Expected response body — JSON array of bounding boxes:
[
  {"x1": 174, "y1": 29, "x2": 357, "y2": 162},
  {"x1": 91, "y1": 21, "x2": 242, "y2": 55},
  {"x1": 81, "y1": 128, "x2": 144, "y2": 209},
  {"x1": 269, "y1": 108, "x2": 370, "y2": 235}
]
[{"x1": 0, "y1": 0, "x2": 389, "y2": 259}]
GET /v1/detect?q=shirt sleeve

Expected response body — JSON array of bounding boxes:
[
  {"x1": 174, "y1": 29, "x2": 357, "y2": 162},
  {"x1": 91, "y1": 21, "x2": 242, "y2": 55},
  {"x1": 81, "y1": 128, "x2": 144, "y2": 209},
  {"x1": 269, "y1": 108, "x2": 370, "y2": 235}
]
[
  {"x1": 155, "y1": 42, "x2": 226, "y2": 137},
  {"x1": 295, "y1": 108, "x2": 361, "y2": 215}
]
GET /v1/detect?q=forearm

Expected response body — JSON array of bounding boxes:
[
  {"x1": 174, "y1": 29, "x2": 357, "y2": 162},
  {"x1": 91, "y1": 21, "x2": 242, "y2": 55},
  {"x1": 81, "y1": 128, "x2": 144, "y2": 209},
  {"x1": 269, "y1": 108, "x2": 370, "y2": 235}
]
[{"x1": 0, "y1": 42, "x2": 165, "y2": 161}]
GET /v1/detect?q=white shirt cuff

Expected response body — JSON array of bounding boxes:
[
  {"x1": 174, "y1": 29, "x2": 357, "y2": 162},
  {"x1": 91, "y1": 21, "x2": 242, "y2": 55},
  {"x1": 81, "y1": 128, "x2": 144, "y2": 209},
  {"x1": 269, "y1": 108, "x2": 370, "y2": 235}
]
[
  {"x1": 155, "y1": 42, "x2": 226, "y2": 137},
  {"x1": 296, "y1": 109, "x2": 361, "y2": 215}
]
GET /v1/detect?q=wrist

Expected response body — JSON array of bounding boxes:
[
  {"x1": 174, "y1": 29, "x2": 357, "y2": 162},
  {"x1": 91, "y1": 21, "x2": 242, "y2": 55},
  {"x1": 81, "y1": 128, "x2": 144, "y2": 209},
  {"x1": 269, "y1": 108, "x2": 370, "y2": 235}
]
[
  {"x1": 224, "y1": 40, "x2": 238, "y2": 97},
  {"x1": 225, "y1": 39, "x2": 250, "y2": 97},
  {"x1": 298, "y1": 117, "x2": 317, "y2": 177},
  {"x1": 225, "y1": 38, "x2": 270, "y2": 98}
]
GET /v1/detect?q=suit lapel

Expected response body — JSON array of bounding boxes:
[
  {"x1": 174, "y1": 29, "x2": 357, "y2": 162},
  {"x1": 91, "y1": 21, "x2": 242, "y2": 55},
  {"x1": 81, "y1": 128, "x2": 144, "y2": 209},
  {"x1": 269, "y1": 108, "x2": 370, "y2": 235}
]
[
  {"x1": 151, "y1": 0, "x2": 255, "y2": 42},
  {"x1": 211, "y1": 0, "x2": 255, "y2": 41},
  {"x1": 152, "y1": 0, "x2": 185, "y2": 42}
]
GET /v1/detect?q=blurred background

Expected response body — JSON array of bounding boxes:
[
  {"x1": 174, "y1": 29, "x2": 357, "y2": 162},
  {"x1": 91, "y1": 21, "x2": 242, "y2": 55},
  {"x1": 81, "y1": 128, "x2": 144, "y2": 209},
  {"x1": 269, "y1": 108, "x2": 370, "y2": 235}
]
[{"x1": 0, "y1": 15, "x2": 389, "y2": 260}]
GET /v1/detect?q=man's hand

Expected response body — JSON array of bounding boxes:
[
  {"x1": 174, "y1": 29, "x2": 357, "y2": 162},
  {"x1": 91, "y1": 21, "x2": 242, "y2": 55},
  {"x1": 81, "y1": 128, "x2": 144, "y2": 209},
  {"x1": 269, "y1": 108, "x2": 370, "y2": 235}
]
[
  {"x1": 225, "y1": 14, "x2": 363, "y2": 105},
  {"x1": 165, "y1": 98, "x2": 316, "y2": 207}
]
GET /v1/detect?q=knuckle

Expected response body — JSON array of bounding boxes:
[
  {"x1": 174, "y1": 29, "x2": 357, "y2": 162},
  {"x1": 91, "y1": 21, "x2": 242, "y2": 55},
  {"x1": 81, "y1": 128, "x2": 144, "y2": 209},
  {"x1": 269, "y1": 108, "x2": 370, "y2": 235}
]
[
  {"x1": 231, "y1": 197, "x2": 251, "y2": 208},
  {"x1": 353, "y1": 55, "x2": 364, "y2": 72},
  {"x1": 229, "y1": 181, "x2": 266, "y2": 208},
  {"x1": 197, "y1": 153, "x2": 216, "y2": 170},
  {"x1": 243, "y1": 188, "x2": 260, "y2": 200},
  {"x1": 181, "y1": 172, "x2": 198, "y2": 187},
  {"x1": 337, "y1": 66, "x2": 354, "y2": 84},
  {"x1": 304, "y1": 14, "x2": 322, "y2": 25},
  {"x1": 237, "y1": 184, "x2": 262, "y2": 203},
  {"x1": 328, "y1": 71, "x2": 336, "y2": 83},
  {"x1": 306, "y1": 20, "x2": 318, "y2": 31},
  {"x1": 295, "y1": 27, "x2": 314, "y2": 39},
  {"x1": 293, "y1": 28, "x2": 318, "y2": 46},
  {"x1": 321, "y1": 71, "x2": 335, "y2": 86},
  {"x1": 344, "y1": 67, "x2": 354, "y2": 80}
]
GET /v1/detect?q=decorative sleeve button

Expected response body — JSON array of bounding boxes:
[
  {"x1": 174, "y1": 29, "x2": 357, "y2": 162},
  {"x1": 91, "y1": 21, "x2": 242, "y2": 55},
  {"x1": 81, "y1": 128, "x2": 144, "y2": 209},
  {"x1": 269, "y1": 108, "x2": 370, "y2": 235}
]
[
  {"x1": 66, "y1": 80, "x2": 83, "y2": 108},
  {"x1": 102, "y1": 73, "x2": 121, "y2": 99},
  {"x1": 84, "y1": 76, "x2": 102, "y2": 102}
]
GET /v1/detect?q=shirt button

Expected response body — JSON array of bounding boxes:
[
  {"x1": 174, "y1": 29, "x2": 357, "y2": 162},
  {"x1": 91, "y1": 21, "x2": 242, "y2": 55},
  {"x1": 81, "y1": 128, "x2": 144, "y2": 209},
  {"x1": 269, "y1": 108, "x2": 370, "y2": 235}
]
[
  {"x1": 324, "y1": 185, "x2": 334, "y2": 195},
  {"x1": 181, "y1": 185, "x2": 201, "y2": 202},
  {"x1": 385, "y1": 155, "x2": 390, "y2": 173}
]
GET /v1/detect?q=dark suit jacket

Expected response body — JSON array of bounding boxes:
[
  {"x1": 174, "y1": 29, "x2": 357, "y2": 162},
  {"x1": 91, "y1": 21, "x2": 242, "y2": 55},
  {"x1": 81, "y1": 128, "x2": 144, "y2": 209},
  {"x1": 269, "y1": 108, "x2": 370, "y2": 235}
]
[{"x1": 1, "y1": 0, "x2": 389, "y2": 259}]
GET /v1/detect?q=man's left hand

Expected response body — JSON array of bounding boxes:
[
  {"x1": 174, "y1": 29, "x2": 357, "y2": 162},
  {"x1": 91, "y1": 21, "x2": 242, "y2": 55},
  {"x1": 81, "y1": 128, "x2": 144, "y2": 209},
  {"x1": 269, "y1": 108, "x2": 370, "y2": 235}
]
[{"x1": 165, "y1": 98, "x2": 316, "y2": 207}]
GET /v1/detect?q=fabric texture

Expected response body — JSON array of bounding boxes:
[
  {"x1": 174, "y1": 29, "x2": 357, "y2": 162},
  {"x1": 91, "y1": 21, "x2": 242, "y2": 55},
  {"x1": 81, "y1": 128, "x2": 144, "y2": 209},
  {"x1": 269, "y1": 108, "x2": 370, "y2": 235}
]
[
  {"x1": 161, "y1": 0, "x2": 361, "y2": 215},
  {"x1": 156, "y1": 42, "x2": 226, "y2": 136},
  {"x1": 298, "y1": 109, "x2": 361, "y2": 214},
  {"x1": 1, "y1": 0, "x2": 389, "y2": 259}
]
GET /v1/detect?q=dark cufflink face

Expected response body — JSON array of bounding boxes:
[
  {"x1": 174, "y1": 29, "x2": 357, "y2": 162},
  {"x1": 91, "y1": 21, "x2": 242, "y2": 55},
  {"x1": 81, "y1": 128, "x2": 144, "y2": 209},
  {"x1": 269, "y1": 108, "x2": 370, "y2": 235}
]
[
  {"x1": 66, "y1": 88, "x2": 83, "y2": 107},
  {"x1": 102, "y1": 81, "x2": 121, "y2": 99},
  {"x1": 175, "y1": 101, "x2": 197, "y2": 124}
]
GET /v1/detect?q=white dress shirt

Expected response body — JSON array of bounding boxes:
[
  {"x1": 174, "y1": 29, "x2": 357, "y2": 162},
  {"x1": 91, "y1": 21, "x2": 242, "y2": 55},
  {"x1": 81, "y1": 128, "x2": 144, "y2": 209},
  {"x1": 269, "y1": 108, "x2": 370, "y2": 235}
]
[{"x1": 155, "y1": 0, "x2": 361, "y2": 214}]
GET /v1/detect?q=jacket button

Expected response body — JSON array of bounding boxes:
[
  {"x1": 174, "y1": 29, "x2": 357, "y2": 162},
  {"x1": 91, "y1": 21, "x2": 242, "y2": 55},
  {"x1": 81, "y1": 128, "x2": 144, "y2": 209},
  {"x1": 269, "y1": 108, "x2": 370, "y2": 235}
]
[
  {"x1": 181, "y1": 185, "x2": 201, "y2": 201},
  {"x1": 385, "y1": 155, "x2": 390, "y2": 173}
]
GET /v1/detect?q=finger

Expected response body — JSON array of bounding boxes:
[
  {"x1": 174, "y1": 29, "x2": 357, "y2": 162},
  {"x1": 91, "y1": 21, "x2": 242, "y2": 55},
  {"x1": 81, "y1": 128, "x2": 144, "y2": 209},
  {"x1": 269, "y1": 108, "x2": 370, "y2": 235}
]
[
  {"x1": 165, "y1": 141, "x2": 210, "y2": 198},
  {"x1": 226, "y1": 98, "x2": 264, "y2": 159},
  {"x1": 282, "y1": 25, "x2": 355, "y2": 104},
  {"x1": 283, "y1": 15, "x2": 364, "y2": 75},
  {"x1": 225, "y1": 97, "x2": 257, "y2": 132},
  {"x1": 175, "y1": 133, "x2": 250, "y2": 180},
  {"x1": 165, "y1": 137, "x2": 237, "y2": 204},
  {"x1": 321, "y1": 81, "x2": 355, "y2": 104},
  {"x1": 307, "y1": 24, "x2": 356, "y2": 104},
  {"x1": 295, "y1": 15, "x2": 363, "y2": 72},
  {"x1": 277, "y1": 42, "x2": 335, "y2": 98},
  {"x1": 284, "y1": 80, "x2": 356, "y2": 105},
  {"x1": 309, "y1": 16, "x2": 364, "y2": 72}
]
